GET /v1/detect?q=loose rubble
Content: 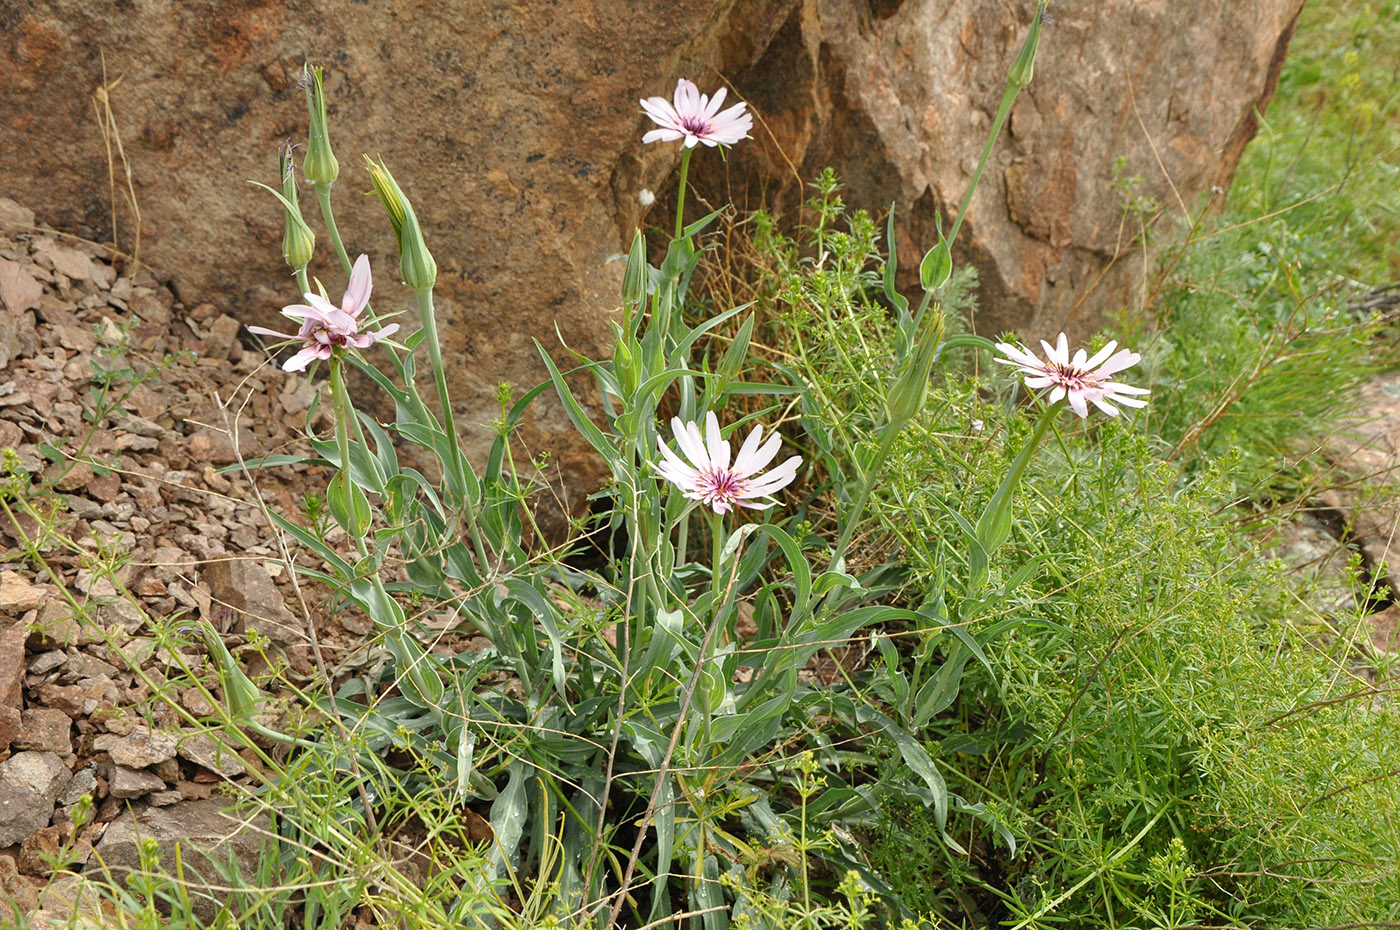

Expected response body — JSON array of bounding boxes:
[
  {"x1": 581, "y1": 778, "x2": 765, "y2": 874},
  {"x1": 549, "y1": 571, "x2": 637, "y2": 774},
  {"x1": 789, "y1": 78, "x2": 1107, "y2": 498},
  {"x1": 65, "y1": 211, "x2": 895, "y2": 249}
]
[{"x1": 0, "y1": 199, "x2": 376, "y2": 912}]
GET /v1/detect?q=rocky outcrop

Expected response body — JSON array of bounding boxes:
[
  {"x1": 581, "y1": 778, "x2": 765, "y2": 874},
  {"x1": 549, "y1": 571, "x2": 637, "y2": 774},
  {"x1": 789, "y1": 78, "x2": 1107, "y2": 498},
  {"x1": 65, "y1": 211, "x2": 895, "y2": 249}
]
[
  {"x1": 2, "y1": 0, "x2": 1302, "y2": 511},
  {"x1": 714, "y1": 0, "x2": 1304, "y2": 338}
]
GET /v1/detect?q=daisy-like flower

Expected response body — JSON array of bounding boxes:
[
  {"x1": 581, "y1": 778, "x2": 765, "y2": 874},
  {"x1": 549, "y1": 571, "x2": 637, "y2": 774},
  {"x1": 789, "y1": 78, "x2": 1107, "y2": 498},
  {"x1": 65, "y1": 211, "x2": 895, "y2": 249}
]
[
  {"x1": 640, "y1": 79, "x2": 753, "y2": 149},
  {"x1": 656, "y1": 412, "x2": 801, "y2": 514},
  {"x1": 995, "y1": 332, "x2": 1150, "y2": 418},
  {"x1": 248, "y1": 254, "x2": 398, "y2": 372}
]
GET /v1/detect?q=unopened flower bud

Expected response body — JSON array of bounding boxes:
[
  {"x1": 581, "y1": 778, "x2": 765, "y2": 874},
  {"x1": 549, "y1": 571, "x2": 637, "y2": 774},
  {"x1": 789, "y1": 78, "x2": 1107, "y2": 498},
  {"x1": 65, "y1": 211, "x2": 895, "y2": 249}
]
[
  {"x1": 277, "y1": 142, "x2": 315, "y2": 271},
  {"x1": 886, "y1": 311, "x2": 946, "y2": 426},
  {"x1": 611, "y1": 321, "x2": 640, "y2": 395},
  {"x1": 301, "y1": 64, "x2": 339, "y2": 184},
  {"x1": 1007, "y1": 1, "x2": 1048, "y2": 89},
  {"x1": 364, "y1": 156, "x2": 437, "y2": 292},
  {"x1": 193, "y1": 620, "x2": 261, "y2": 720},
  {"x1": 621, "y1": 228, "x2": 648, "y2": 313}
]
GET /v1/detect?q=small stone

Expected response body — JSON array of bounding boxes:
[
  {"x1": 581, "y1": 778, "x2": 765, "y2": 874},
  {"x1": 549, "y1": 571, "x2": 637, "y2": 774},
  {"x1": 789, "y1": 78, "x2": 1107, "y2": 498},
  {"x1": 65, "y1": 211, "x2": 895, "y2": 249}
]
[
  {"x1": 201, "y1": 558, "x2": 301, "y2": 644},
  {"x1": 87, "y1": 473, "x2": 121, "y2": 503},
  {"x1": 0, "y1": 570, "x2": 46, "y2": 613},
  {"x1": 0, "y1": 621, "x2": 25, "y2": 707},
  {"x1": 14, "y1": 708, "x2": 72, "y2": 755},
  {"x1": 0, "y1": 258, "x2": 43, "y2": 313},
  {"x1": 26, "y1": 651, "x2": 63, "y2": 678},
  {"x1": 147, "y1": 790, "x2": 182, "y2": 807},
  {"x1": 180, "y1": 688, "x2": 216, "y2": 717},
  {"x1": 44, "y1": 247, "x2": 93, "y2": 281},
  {"x1": 0, "y1": 751, "x2": 71, "y2": 802},
  {"x1": 0, "y1": 198, "x2": 35, "y2": 229},
  {"x1": 89, "y1": 259, "x2": 117, "y2": 290},
  {"x1": 108, "y1": 765, "x2": 166, "y2": 799},
  {"x1": 0, "y1": 783, "x2": 54, "y2": 846},
  {"x1": 57, "y1": 768, "x2": 97, "y2": 807},
  {"x1": 37, "y1": 683, "x2": 85, "y2": 716},
  {"x1": 18, "y1": 821, "x2": 73, "y2": 875},
  {"x1": 176, "y1": 732, "x2": 245, "y2": 778},
  {"x1": 94, "y1": 726, "x2": 178, "y2": 770},
  {"x1": 0, "y1": 852, "x2": 39, "y2": 914},
  {"x1": 205, "y1": 314, "x2": 242, "y2": 361},
  {"x1": 0, "y1": 705, "x2": 20, "y2": 753},
  {"x1": 52, "y1": 460, "x2": 94, "y2": 493}
]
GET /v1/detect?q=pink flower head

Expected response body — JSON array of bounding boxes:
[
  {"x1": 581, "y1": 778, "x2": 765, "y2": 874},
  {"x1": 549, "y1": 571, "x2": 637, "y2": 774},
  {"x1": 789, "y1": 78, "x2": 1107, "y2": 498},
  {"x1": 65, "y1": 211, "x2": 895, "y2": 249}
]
[
  {"x1": 656, "y1": 412, "x2": 801, "y2": 515},
  {"x1": 995, "y1": 333, "x2": 1150, "y2": 418},
  {"x1": 640, "y1": 79, "x2": 752, "y2": 149},
  {"x1": 248, "y1": 254, "x2": 399, "y2": 372}
]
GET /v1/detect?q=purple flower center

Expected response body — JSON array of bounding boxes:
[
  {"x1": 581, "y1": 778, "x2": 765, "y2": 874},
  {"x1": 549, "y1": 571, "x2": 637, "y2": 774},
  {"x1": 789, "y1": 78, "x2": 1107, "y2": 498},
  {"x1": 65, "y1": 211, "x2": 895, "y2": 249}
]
[
  {"x1": 1048, "y1": 362, "x2": 1100, "y2": 393},
  {"x1": 697, "y1": 468, "x2": 745, "y2": 505},
  {"x1": 680, "y1": 115, "x2": 713, "y2": 136}
]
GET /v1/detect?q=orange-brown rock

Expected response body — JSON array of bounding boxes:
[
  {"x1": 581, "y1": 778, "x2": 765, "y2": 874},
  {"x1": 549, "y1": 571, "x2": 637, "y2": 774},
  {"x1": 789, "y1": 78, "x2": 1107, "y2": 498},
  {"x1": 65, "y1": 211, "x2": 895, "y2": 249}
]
[{"x1": 1, "y1": 0, "x2": 1303, "y2": 513}]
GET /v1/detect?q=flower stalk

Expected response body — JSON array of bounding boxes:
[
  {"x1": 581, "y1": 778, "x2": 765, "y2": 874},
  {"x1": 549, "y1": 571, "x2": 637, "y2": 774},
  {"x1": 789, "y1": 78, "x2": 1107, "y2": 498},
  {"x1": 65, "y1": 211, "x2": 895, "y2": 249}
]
[{"x1": 674, "y1": 146, "x2": 692, "y2": 242}]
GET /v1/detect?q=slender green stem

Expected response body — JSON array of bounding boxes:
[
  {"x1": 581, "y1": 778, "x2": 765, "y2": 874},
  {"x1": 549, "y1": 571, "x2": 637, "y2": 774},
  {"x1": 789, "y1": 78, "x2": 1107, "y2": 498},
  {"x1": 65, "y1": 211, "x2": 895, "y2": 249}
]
[
  {"x1": 709, "y1": 510, "x2": 726, "y2": 620},
  {"x1": 294, "y1": 266, "x2": 311, "y2": 297},
  {"x1": 829, "y1": 425, "x2": 901, "y2": 572},
  {"x1": 316, "y1": 181, "x2": 353, "y2": 277},
  {"x1": 328, "y1": 354, "x2": 369, "y2": 561},
  {"x1": 674, "y1": 147, "x2": 693, "y2": 242},
  {"x1": 415, "y1": 287, "x2": 490, "y2": 569},
  {"x1": 945, "y1": 82, "x2": 1020, "y2": 255}
]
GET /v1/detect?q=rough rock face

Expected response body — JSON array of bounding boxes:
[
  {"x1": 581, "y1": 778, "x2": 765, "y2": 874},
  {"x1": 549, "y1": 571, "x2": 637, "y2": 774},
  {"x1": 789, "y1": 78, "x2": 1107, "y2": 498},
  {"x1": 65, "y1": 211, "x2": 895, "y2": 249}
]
[
  {"x1": 1, "y1": 0, "x2": 1300, "y2": 506},
  {"x1": 717, "y1": 0, "x2": 1305, "y2": 338}
]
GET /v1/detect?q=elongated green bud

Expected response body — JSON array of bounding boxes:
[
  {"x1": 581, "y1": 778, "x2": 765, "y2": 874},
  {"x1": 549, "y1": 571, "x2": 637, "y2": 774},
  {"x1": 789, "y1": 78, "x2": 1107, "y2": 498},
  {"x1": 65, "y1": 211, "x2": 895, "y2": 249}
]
[
  {"x1": 364, "y1": 156, "x2": 438, "y2": 292},
  {"x1": 301, "y1": 64, "x2": 339, "y2": 184},
  {"x1": 192, "y1": 621, "x2": 261, "y2": 720},
  {"x1": 621, "y1": 228, "x2": 648, "y2": 316},
  {"x1": 885, "y1": 311, "x2": 946, "y2": 426},
  {"x1": 278, "y1": 142, "x2": 315, "y2": 271},
  {"x1": 1007, "y1": 2, "x2": 1049, "y2": 89},
  {"x1": 611, "y1": 321, "x2": 640, "y2": 396}
]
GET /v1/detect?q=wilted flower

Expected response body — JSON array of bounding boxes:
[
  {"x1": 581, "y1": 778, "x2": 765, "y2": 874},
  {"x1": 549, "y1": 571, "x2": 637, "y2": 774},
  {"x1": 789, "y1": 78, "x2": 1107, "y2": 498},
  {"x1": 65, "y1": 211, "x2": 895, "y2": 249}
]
[
  {"x1": 248, "y1": 254, "x2": 398, "y2": 372},
  {"x1": 656, "y1": 412, "x2": 801, "y2": 514},
  {"x1": 640, "y1": 79, "x2": 752, "y2": 149},
  {"x1": 995, "y1": 333, "x2": 1149, "y2": 418}
]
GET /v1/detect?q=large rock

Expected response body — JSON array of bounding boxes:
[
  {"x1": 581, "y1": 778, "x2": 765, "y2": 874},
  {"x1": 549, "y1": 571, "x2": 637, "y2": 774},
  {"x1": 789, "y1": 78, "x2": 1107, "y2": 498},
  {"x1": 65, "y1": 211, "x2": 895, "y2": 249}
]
[
  {"x1": 88, "y1": 799, "x2": 270, "y2": 921},
  {"x1": 715, "y1": 0, "x2": 1304, "y2": 338},
  {"x1": 1, "y1": 0, "x2": 1300, "y2": 508}
]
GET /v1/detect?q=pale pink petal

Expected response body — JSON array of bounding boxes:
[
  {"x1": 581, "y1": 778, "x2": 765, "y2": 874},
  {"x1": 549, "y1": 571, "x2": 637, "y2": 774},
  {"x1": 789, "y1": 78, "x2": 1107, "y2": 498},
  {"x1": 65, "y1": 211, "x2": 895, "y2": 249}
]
[
  {"x1": 1095, "y1": 349, "x2": 1142, "y2": 377},
  {"x1": 303, "y1": 292, "x2": 341, "y2": 319},
  {"x1": 1082, "y1": 340, "x2": 1118, "y2": 371},
  {"x1": 674, "y1": 79, "x2": 701, "y2": 116},
  {"x1": 283, "y1": 345, "x2": 328, "y2": 372},
  {"x1": 643, "y1": 128, "x2": 685, "y2": 144},
  {"x1": 671, "y1": 417, "x2": 709, "y2": 469},
  {"x1": 734, "y1": 430, "x2": 782, "y2": 478},
  {"x1": 703, "y1": 411, "x2": 730, "y2": 472},
  {"x1": 705, "y1": 86, "x2": 728, "y2": 116},
  {"x1": 247, "y1": 325, "x2": 296, "y2": 340},
  {"x1": 1066, "y1": 390, "x2": 1089, "y2": 418},
  {"x1": 742, "y1": 455, "x2": 801, "y2": 497},
  {"x1": 343, "y1": 254, "x2": 373, "y2": 317},
  {"x1": 1090, "y1": 396, "x2": 1122, "y2": 416}
]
